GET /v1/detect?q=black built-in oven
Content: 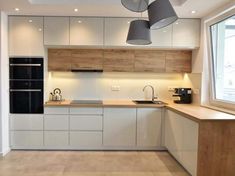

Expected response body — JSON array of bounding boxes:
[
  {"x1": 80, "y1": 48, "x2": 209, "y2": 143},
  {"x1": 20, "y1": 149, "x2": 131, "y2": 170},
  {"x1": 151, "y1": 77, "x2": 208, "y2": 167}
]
[{"x1": 9, "y1": 57, "x2": 44, "y2": 114}]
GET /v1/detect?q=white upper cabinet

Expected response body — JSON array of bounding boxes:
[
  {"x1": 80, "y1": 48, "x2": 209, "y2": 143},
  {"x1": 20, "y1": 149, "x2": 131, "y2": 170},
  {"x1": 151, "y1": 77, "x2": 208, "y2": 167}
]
[
  {"x1": 44, "y1": 17, "x2": 70, "y2": 45},
  {"x1": 70, "y1": 17, "x2": 104, "y2": 46},
  {"x1": 172, "y1": 19, "x2": 200, "y2": 48},
  {"x1": 9, "y1": 16, "x2": 44, "y2": 56},
  {"x1": 104, "y1": 18, "x2": 135, "y2": 47},
  {"x1": 151, "y1": 25, "x2": 172, "y2": 47}
]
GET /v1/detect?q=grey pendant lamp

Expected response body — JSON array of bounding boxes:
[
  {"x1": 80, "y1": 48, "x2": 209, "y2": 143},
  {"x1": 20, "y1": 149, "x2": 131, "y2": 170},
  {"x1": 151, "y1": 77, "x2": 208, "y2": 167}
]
[
  {"x1": 126, "y1": 19, "x2": 152, "y2": 45},
  {"x1": 121, "y1": 0, "x2": 149, "y2": 12},
  {"x1": 148, "y1": 0, "x2": 178, "y2": 29}
]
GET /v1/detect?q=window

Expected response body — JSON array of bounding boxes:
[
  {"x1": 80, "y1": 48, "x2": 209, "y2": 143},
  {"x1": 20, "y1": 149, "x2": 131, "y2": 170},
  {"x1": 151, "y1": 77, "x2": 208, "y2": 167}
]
[{"x1": 210, "y1": 15, "x2": 235, "y2": 106}]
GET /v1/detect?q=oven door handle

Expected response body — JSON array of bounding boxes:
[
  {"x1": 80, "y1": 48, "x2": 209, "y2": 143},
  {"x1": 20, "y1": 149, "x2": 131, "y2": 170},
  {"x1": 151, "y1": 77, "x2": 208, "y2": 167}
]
[
  {"x1": 10, "y1": 89, "x2": 42, "y2": 92},
  {"x1": 10, "y1": 64, "x2": 41, "y2": 67}
]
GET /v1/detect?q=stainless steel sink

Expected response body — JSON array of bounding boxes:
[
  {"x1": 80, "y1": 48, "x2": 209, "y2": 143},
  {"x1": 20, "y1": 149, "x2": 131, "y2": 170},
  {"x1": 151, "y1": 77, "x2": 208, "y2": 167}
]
[{"x1": 133, "y1": 100, "x2": 166, "y2": 105}]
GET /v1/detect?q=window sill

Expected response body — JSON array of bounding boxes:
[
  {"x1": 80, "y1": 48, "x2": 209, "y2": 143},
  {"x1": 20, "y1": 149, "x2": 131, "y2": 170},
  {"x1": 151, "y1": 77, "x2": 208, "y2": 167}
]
[{"x1": 201, "y1": 104, "x2": 235, "y2": 116}]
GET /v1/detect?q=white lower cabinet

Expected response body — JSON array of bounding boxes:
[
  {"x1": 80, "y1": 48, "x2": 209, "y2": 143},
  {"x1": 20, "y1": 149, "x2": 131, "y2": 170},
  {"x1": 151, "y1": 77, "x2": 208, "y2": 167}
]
[
  {"x1": 11, "y1": 131, "x2": 43, "y2": 148},
  {"x1": 44, "y1": 115, "x2": 69, "y2": 130},
  {"x1": 70, "y1": 115, "x2": 103, "y2": 131},
  {"x1": 165, "y1": 109, "x2": 198, "y2": 176},
  {"x1": 137, "y1": 108, "x2": 162, "y2": 147},
  {"x1": 103, "y1": 108, "x2": 136, "y2": 147},
  {"x1": 70, "y1": 107, "x2": 103, "y2": 115},
  {"x1": 70, "y1": 131, "x2": 103, "y2": 147},
  {"x1": 10, "y1": 114, "x2": 43, "y2": 130},
  {"x1": 44, "y1": 131, "x2": 69, "y2": 147},
  {"x1": 44, "y1": 107, "x2": 69, "y2": 115}
]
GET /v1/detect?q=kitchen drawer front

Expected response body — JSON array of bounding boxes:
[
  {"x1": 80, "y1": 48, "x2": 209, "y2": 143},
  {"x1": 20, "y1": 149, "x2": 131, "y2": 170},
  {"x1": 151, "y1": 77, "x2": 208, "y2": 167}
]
[
  {"x1": 10, "y1": 114, "x2": 43, "y2": 130},
  {"x1": 44, "y1": 131, "x2": 69, "y2": 147},
  {"x1": 11, "y1": 131, "x2": 43, "y2": 148},
  {"x1": 70, "y1": 107, "x2": 103, "y2": 115},
  {"x1": 44, "y1": 115, "x2": 69, "y2": 130},
  {"x1": 44, "y1": 107, "x2": 69, "y2": 114},
  {"x1": 70, "y1": 131, "x2": 103, "y2": 147},
  {"x1": 70, "y1": 115, "x2": 103, "y2": 131}
]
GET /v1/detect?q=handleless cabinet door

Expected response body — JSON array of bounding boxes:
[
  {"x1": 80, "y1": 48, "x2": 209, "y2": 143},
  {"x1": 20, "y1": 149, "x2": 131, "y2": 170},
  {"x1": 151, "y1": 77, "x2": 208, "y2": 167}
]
[
  {"x1": 165, "y1": 110, "x2": 183, "y2": 162},
  {"x1": 44, "y1": 115, "x2": 69, "y2": 130},
  {"x1": 134, "y1": 50, "x2": 166, "y2": 72},
  {"x1": 172, "y1": 19, "x2": 200, "y2": 48},
  {"x1": 181, "y1": 116, "x2": 198, "y2": 176},
  {"x1": 151, "y1": 25, "x2": 172, "y2": 47},
  {"x1": 10, "y1": 114, "x2": 43, "y2": 130},
  {"x1": 44, "y1": 17, "x2": 70, "y2": 45},
  {"x1": 165, "y1": 50, "x2": 192, "y2": 73},
  {"x1": 103, "y1": 49, "x2": 135, "y2": 72},
  {"x1": 44, "y1": 107, "x2": 69, "y2": 115},
  {"x1": 70, "y1": 17, "x2": 104, "y2": 46},
  {"x1": 11, "y1": 131, "x2": 43, "y2": 149},
  {"x1": 165, "y1": 110, "x2": 198, "y2": 176},
  {"x1": 44, "y1": 131, "x2": 69, "y2": 147},
  {"x1": 103, "y1": 108, "x2": 136, "y2": 147},
  {"x1": 104, "y1": 18, "x2": 135, "y2": 46},
  {"x1": 70, "y1": 115, "x2": 103, "y2": 131},
  {"x1": 9, "y1": 16, "x2": 44, "y2": 56},
  {"x1": 137, "y1": 108, "x2": 162, "y2": 147}
]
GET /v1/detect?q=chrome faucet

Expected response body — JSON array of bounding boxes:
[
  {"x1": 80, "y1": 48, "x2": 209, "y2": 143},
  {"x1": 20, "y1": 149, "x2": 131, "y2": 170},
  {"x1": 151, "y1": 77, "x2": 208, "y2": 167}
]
[{"x1": 143, "y1": 85, "x2": 158, "y2": 101}]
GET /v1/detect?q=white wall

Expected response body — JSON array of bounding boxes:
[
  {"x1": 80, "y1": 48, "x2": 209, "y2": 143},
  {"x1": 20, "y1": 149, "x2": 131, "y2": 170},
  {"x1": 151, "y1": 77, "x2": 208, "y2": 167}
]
[
  {"x1": 47, "y1": 72, "x2": 198, "y2": 102},
  {"x1": 182, "y1": 73, "x2": 202, "y2": 104},
  {"x1": 0, "y1": 12, "x2": 9, "y2": 156}
]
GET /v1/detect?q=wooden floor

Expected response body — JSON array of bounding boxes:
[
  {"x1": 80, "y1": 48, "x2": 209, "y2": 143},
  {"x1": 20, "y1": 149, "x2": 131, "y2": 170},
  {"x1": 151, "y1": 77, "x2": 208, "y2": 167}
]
[{"x1": 0, "y1": 151, "x2": 190, "y2": 176}]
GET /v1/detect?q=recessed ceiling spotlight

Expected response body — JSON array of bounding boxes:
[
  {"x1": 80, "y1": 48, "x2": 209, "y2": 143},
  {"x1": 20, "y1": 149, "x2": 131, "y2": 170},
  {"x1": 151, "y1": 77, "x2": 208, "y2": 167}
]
[
  {"x1": 175, "y1": 22, "x2": 179, "y2": 25},
  {"x1": 74, "y1": 8, "x2": 78, "y2": 12},
  {"x1": 38, "y1": 28, "x2": 42, "y2": 32},
  {"x1": 29, "y1": 20, "x2": 33, "y2": 23},
  {"x1": 15, "y1": 8, "x2": 20, "y2": 11},
  {"x1": 127, "y1": 21, "x2": 130, "y2": 24},
  {"x1": 78, "y1": 21, "x2": 82, "y2": 23},
  {"x1": 191, "y1": 10, "x2": 196, "y2": 14}
]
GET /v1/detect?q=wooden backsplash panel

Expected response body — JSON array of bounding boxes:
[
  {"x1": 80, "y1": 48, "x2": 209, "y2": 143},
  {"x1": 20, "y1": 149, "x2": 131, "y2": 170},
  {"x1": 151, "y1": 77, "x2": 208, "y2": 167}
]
[
  {"x1": 71, "y1": 49, "x2": 103, "y2": 70},
  {"x1": 134, "y1": 50, "x2": 166, "y2": 72},
  {"x1": 48, "y1": 49, "x2": 192, "y2": 73},
  {"x1": 165, "y1": 51, "x2": 192, "y2": 73},
  {"x1": 103, "y1": 49, "x2": 135, "y2": 72}
]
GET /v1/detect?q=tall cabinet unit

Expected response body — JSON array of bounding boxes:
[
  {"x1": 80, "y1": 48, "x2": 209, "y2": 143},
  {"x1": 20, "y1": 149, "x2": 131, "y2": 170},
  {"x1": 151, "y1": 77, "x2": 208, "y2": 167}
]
[
  {"x1": 44, "y1": 17, "x2": 70, "y2": 45},
  {"x1": 70, "y1": 17, "x2": 104, "y2": 46},
  {"x1": 9, "y1": 16, "x2": 44, "y2": 56}
]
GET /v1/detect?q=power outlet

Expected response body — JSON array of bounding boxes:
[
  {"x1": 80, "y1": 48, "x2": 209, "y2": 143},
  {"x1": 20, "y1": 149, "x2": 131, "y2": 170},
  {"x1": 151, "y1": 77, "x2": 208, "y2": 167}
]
[
  {"x1": 168, "y1": 86, "x2": 177, "y2": 92},
  {"x1": 111, "y1": 86, "x2": 120, "y2": 91}
]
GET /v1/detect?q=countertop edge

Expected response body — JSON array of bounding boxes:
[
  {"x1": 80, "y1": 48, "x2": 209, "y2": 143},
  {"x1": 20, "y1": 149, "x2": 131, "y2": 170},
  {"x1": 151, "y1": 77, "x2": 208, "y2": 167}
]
[{"x1": 44, "y1": 100, "x2": 235, "y2": 121}]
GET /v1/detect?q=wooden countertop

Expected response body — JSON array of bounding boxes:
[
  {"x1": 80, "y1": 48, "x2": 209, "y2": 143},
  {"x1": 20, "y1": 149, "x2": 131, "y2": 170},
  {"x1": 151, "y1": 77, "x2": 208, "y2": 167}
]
[
  {"x1": 44, "y1": 100, "x2": 235, "y2": 121},
  {"x1": 44, "y1": 100, "x2": 166, "y2": 108},
  {"x1": 166, "y1": 102, "x2": 235, "y2": 122}
]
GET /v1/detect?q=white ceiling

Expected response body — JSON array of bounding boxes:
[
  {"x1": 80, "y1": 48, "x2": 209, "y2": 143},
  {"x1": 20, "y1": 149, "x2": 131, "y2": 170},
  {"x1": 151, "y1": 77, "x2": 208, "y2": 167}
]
[{"x1": 0, "y1": 0, "x2": 232, "y2": 18}]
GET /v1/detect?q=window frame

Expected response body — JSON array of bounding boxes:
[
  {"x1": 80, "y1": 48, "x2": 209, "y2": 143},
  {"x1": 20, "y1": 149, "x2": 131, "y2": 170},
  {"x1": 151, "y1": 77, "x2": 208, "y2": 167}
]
[{"x1": 206, "y1": 8, "x2": 235, "y2": 111}]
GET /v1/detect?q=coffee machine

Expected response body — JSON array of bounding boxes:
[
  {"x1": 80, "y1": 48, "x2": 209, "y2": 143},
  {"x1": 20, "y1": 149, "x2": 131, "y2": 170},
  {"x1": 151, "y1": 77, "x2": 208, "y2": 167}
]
[{"x1": 173, "y1": 88, "x2": 192, "y2": 104}]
